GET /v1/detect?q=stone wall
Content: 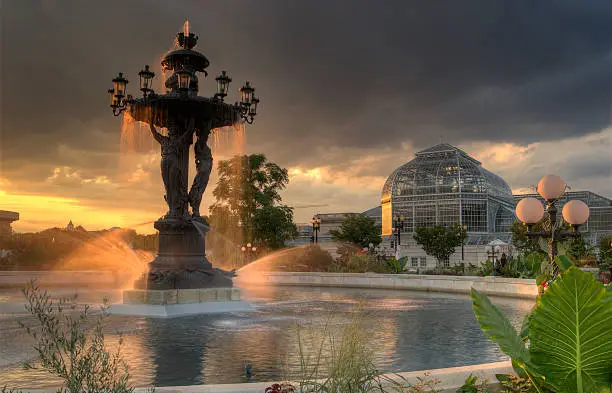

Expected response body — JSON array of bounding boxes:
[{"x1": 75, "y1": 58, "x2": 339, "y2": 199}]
[
  {"x1": 237, "y1": 271, "x2": 538, "y2": 299},
  {"x1": 0, "y1": 270, "x2": 122, "y2": 288}
]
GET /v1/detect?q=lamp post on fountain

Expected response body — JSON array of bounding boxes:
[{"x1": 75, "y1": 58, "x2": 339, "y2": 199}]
[
  {"x1": 515, "y1": 175, "x2": 590, "y2": 279},
  {"x1": 107, "y1": 23, "x2": 260, "y2": 290}
]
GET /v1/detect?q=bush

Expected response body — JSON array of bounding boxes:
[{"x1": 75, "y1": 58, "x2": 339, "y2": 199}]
[
  {"x1": 347, "y1": 253, "x2": 390, "y2": 273},
  {"x1": 290, "y1": 245, "x2": 334, "y2": 272},
  {"x1": 9, "y1": 281, "x2": 134, "y2": 393}
]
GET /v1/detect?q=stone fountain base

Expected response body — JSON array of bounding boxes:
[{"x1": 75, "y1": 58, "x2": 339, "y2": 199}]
[{"x1": 110, "y1": 287, "x2": 253, "y2": 318}]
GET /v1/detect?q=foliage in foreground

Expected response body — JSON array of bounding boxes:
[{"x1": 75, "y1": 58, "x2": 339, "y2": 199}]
[
  {"x1": 471, "y1": 256, "x2": 612, "y2": 393},
  {"x1": 8, "y1": 281, "x2": 133, "y2": 393}
]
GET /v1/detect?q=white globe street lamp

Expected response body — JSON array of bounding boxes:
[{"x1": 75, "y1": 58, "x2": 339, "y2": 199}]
[{"x1": 515, "y1": 175, "x2": 589, "y2": 278}]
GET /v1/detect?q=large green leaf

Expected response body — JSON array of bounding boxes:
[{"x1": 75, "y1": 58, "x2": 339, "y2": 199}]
[
  {"x1": 527, "y1": 266, "x2": 612, "y2": 393},
  {"x1": 554, "y1": 255, "x2": 573, "y2": 272},
  {"x1": 471, "y1": 288, "x2": 529, "y2": 362}
]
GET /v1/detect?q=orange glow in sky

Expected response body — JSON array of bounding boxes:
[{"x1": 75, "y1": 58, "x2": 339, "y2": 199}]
[{"x1": 0, "y1": 190, "x2": 157, "y2": 233}]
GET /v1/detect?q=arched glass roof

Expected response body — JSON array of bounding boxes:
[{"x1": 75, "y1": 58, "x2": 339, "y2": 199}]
[{"x1": 382, "y1": 143, "x2": 512, "y2": 202}]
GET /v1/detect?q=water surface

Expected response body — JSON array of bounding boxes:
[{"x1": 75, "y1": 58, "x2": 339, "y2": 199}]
[{"x1": 0, "y1": 285, "x2": 533, "y2": 388}]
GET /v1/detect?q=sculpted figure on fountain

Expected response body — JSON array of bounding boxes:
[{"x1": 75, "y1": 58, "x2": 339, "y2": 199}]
[
  {"x1": 189, "y1": 120, "x2": 214, "y2": 217},
  {"x1": 149, "y1": 117, "x2": 195, "y2": 218}
]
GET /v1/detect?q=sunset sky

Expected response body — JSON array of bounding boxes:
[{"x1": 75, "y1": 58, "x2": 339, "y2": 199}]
[{"x1": 1, "y1": 1, "x2": 611, "y2": 233}]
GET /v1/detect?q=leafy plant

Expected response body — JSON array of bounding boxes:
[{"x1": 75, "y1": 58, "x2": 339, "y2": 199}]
[
  {"x1": 13, "y1": 280, "x2": 134, "y2": 393},
  {"x1": 477, "y1": 260, "x2": 495, "y2": 277},
  {"x1": 496, "y1": 374, "x2": 533, "y2": 392},
  {"x1": 386, "y1": 256, "x2": 409, "y2": 274},
  {"x1": 471, "y1": 257, "x2": 612, "y2": 393},
  {"x1": 456, "y1": 374, "x2": 490, "y2": 393}
]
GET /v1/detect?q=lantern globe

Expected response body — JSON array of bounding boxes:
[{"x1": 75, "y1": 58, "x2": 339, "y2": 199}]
[
  {"x1": 516, "y1": 197, "x2": 544, "y2": 224},
  {"x1": 239, "y1": 81, "x2": 254, "y2": 105},
  {"x1": 562, "y1": 200, "x2": 590, "y2": 225},
  {"x1": 215, "y1": 71, "x2": 231, "y2": 97},
  {"x1": 249, "y1": 96, "x2": 259, "y2": 116},
  {"x1": 537, "y1": 174, "x2": 566, "y2": 201}
]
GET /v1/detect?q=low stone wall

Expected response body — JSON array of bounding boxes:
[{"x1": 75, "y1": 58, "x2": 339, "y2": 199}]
[
  {"x1": 0, "y1": 270, "x2": 122, "y2": 288},
  {"x1": 27, "y1": 361, "x2": 514, "y2": 393},
  {"x1": 237, "y1": 271, "x2": 538, "y2": 299}
]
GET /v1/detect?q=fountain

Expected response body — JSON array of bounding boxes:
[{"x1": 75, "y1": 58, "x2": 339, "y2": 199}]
[{"x1": 107, "y1": 22, "x2": 259, "y2": 317}]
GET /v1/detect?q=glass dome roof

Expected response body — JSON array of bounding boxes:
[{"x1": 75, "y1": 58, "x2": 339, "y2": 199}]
[{"x1": 382, "y1": 143, "x2": 512, "y2": 202}]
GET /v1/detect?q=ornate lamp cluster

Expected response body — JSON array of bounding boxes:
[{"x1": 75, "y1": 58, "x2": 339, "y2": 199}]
[
  {"x1": 515, "y1": 174, "x2": 590, "y2": 277},
  {"x1": 107, "y1": 25, "x2": 259, "y2": 123}
]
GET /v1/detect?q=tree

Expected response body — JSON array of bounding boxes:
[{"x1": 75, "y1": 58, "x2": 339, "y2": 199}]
[
  {"x1": 329, "y1": 214, "x2": 382, "y2": 248},
  {"x1": 413, "y1": 225, "x2": 467, "y2": 270},
  {"x1": 209, "y1": 154, "x2": 297, "y2": 261},
  {"x1": 252, "y1": 204, "x2": 298, "y2": 249}
]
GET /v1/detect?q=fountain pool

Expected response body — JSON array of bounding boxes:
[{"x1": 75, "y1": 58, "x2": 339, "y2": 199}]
[{"x1": 0, "y1": 284, "x2": 533, "y2": 388}]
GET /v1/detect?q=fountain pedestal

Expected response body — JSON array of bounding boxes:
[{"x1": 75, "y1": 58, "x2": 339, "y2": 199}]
[
  {"x1": 112, "y1": 287, "x2": 252, "y2": 317},
  {"x1": 111, "y1": 217, "x2": 252, "y2": 317},
  {"x1": 133, "y1": 217, "x2": 233, "y2": 290}
]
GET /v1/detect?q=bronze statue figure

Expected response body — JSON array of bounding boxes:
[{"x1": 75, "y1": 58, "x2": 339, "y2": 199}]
[
  {"x1": 149, "y1": 117, "x2": 196, "y2": 217},
  {"x1": 189, "y1": 120, "x2": 214, "y2": 217}
]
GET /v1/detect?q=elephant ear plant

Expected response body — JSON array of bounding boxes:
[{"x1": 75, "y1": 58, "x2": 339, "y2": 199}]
[{"x1": 471, "y1": 255, "x2": 612, "y2": 393}]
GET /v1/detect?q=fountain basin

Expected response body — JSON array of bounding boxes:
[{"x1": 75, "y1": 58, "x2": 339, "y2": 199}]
[{"x1": 111, "y1": 287, "x2": 253, "y2": 317}]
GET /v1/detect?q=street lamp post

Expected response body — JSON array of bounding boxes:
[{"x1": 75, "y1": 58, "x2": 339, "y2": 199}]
[
  {"x1": 393, "y1": 215, "x2": 405, "y2": 251},
  {"x1": 107, "y1": 23, "x2": 259, "y2": 290},
  {"x1": 516, "y1": 175, "x2": 590, "y2": 279},
  {"x1": 461, "y1": 225, "x2": 467, "y2": 261},
  {"x1": 485, "y1": 245, "x2": 500, "y2": 276},
  {"x1": 311, "y1": 216, "x2": 321, "y2": 244},
  {"x1": 241, "y1": 243, "x2": 257, "y2": 265}
]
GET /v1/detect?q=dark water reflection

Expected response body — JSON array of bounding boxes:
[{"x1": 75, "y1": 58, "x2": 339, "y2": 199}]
[{"x1": 0, "y1": 286, "x2": 533, "y2": 388}]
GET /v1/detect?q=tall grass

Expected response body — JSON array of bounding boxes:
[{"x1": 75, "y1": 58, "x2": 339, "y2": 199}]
[
  {"x1": 287, "y1": 305, "x2": 442, "y2": 393},
  {"x1": 292, "y1": 307, "x2": 385, "y2": 393}
]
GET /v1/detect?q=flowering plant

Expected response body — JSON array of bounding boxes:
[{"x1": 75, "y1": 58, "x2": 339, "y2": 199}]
[{"x1": 264, "y1": 383, "x2": 295, "y2": 393}]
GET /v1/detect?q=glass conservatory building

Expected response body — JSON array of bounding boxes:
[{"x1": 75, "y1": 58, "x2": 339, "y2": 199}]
[{"x1": 381, "y1": 143, "x2": 516, "y2": 244}]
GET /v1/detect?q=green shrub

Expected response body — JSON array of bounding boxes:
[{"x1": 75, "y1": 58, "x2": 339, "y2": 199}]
[
  {"x1": 10, "y1": 281, "x2": 134, "y2": 393},
  {"x1": 386, "y1": 257, "x2": 408, "y2": 274}
]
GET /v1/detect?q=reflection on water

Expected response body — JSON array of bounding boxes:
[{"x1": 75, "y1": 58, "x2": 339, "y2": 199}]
[{"x1": 0, "y1": 286, "x2": 533, "y2": 388}]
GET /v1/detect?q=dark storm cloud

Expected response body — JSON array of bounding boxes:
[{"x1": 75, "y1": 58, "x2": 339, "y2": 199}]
[{"x1": 2, "y1": 0, "x2": 611, "y2": 175}]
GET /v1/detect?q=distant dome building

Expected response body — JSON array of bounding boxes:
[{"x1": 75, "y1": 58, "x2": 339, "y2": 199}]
[{"x1": 381, "y1": 143, "x2": 515, "y2": 243}]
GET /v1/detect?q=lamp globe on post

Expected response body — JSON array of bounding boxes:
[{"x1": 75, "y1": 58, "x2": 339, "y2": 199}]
[
  {"x1": 537, "y1": 175, "x2": 566, "y2": 202},
  {"x1": 562, "y1": 200, "x2": 590, "y2": 230},
  {"x1": 516, "y1": 197, "x2": 545, "y2": 225}
]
